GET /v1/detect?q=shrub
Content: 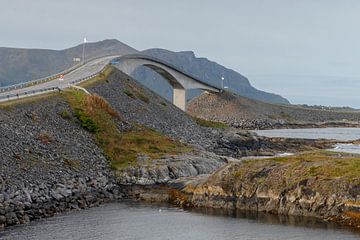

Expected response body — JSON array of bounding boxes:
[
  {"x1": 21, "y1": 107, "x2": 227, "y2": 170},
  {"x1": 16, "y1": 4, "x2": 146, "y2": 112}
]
[
  {"x1": 83, "y1": 94, "x2": 120, "y2": 118},
  {"x1": 193, "y1": 117, "x2": 229, "y2": 129},
  {"x1": 59, "y1": 110, "x2": 71, "y2": 119},
  {"x1": 137, "y1": 92, "x2": 150, "y2": 103},
  {"x1": 74, "y1": 108, "x2": 99, "y2": 133},
  {"x1": 124, "y1": 89, "x2": 135, "y2": 99}
]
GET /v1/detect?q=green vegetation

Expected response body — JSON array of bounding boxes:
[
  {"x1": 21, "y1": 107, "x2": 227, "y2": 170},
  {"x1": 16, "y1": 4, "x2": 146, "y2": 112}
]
[
  {"x1": 0, "y1": 92, "x2": 59, "y2": 109},
  {"x1": 58, "y1": 110, "x2": 71, "y2": 119},
  {"x1": 136, "y1": 92, "x2": 150, "y2": 103},
  {"x1": 123, "y1": 85, "x2": 150, "y2": 104},
  {"x1": 78, "y1": 65, "x2": 115, "y2": 88},
  {"x1": 193, "y1": 116, "x2": 229, "y2": 129},
  {"x1": 64, "y1": 159, "x2": 81, "y2": 170},
  {"x1": 123, "y1": 89, "x2": 136, "y2": 99},
  {"x1": 235, "y1": 150, "x2": 360, "y2": 185},
  {"x1": 63, "y1": 90, "x2": 190, "y2": 169}
]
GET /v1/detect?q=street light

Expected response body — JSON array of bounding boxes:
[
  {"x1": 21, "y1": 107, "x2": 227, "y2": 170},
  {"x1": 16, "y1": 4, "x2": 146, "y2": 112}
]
[
  {"x1": 221, "y1": 76, "x2": 224, "y2": 91},
  {"x1": 82, "y1": 38, "x2": 87, "y2": 64},
  {"x1": 221, "y1": 76, "x2": 228, "y2": 92}
]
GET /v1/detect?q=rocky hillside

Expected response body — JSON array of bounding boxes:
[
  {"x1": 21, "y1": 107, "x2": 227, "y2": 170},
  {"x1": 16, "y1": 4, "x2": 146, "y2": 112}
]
[
  {"x1": 0, "y1": 39, "x2": 137, "y2": 86},
  {"x1": 0, "y1": 67, "x2": 229, "y2": 229},
  {"x1": 188, "y1": 91, "x2": 360, "y2": 129},
  {"x1": 0, "y1": 66, "x2": 349, "y2": 230},
  {"x1": 132, "y1": 48, "x2": 289, "y2": 105}
]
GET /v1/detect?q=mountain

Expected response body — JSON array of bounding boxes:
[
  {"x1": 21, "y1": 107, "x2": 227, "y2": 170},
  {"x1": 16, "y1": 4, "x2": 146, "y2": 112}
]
[
  {"x1": 0, "y1": 40, "x2": 289, "y2": 105},
  {"x1": 132, "y1": 48, "x2": 290, "y2": 105},
  {"x1": 0, "y1": 39, "x2": 137, "y2": 86}
]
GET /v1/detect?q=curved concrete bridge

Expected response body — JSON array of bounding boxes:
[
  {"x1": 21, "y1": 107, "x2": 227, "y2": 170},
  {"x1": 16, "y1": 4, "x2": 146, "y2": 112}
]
[{"x1": 113, "y1": 54, "x2": 221, "y2": 111}]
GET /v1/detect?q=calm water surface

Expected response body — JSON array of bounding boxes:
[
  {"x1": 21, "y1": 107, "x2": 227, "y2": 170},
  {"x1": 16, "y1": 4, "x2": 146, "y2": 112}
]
[
  {"x1": 254, "y1": 127, "x2": 360, "y2": 154},
  {"x1": 253, "y1": 127, "x2": 360, "y2": 141},
  {"x1": 1, "y1": 202, "x2": 359, "y2": 240}
]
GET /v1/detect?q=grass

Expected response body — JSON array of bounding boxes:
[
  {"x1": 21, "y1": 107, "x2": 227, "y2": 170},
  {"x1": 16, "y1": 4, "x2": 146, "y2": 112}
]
[
  {"x1": 62, "y1": 90, "x2": 191, "y2": 169},
  {"x1": 58, "y1": 110, "x2": 71, "y2": 119},
  {"x1": 78, "y1": 65, "x2": 115, "y2": 88},
  {"x1": 136, "y1": 92, "x2": 150, "y2": 103},
  {"x1": 123, "y1": 89, "x2": 136, "y2": 99},
  {"x1": 0, "y1": 92, "x2": 59, "y2": 109},
  {"x1": 64, "y1": 159, "x2": 81, "y2": 170},
  {"x1": 192, "y1": 116, "x2": 229, "y2": 129},
  {"x1": 233, "y1": 150, "x2": 360, "y2": 189},
  {"x1": 123, "y1": 84, "x2": 150, "y2": 104}
]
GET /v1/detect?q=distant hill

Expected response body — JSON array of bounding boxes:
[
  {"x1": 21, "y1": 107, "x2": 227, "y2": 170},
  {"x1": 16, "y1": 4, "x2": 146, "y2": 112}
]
[
  {"x1": 0, "y1": 39, "x2": 137, "y2": 86},
  {"x1": 132, "y1": 48, "x2": 290, "y2": 105},
  {"x1": 0, "y1": 40, "x2": 289, "y2": 105},
  {"x1": 188, "y1": 91, "x2": 360, "y2": 129}
]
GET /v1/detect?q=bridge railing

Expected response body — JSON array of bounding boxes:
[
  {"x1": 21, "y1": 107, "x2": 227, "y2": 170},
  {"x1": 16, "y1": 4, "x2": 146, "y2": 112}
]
[
  {"x1": 0, "y1": 72, "x2": 100, "y2": 103},
  {"x1": 0, "y1": 87, "x2": 61, "y2": 102},
  {"x1": 116, "y1": 54, "x2": 221, "y2": 90},
  {"x1": 0, "y1": 54, "x2": 119, "y2": 93}
]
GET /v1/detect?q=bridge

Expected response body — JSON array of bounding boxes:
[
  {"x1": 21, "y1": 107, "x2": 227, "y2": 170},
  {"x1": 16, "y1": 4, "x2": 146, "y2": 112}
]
[
  {"x1": 0, "y1": 54, "x2": 221, "y2": 111},
  {"x1": 112, "y1": 54, "x2": 220, "y2": 110}
]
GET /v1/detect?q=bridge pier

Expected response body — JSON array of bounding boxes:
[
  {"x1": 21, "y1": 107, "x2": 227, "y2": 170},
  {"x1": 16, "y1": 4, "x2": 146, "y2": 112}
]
[
  {"x1": 114, "y1": 55, "x2": 220, "y2": 112},
  {"x1": 173, "y1": 88, "x2": 186, "y2": 111}
]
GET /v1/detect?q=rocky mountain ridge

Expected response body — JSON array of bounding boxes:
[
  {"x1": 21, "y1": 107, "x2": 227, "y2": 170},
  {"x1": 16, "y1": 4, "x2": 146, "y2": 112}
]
[
  {"x1": 0, "y1": 39, "x2": 289, "y2": 105},
  {"x1": 133, "y1": 48, "x2": 289, "y2": 105}
]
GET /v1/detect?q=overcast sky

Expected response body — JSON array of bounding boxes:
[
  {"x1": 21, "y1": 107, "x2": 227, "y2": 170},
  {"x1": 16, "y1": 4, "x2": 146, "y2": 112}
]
[{"x1": 1, "y1": 0, "x2": 360, "y2": 107}]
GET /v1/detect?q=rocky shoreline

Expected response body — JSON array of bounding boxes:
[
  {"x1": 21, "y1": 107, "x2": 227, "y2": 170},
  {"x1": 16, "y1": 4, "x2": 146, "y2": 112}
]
[
  {"x1": 1, "y1": 69, "x2": 359, "y2": 233},
  {"x1": 230, "y1": 119, "x2": 360, "y2": 130},
  {"x1": 0, "y1": 175, "x2": 123, "y2": 229}
]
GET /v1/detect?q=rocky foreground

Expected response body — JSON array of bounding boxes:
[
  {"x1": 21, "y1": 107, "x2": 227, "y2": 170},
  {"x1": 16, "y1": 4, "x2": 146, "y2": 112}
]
[
  {"x1": 124, "y1": 151, "x2": 360, "y2": 229},
  {"x1": 0, "y1": 67, "x2": 358, "y2": 230}
]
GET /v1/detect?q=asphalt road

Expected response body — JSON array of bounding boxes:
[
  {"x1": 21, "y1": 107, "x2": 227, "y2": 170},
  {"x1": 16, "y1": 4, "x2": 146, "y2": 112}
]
[{"x1": 0, "y1": 55, "x2": 118, "y2": 101}]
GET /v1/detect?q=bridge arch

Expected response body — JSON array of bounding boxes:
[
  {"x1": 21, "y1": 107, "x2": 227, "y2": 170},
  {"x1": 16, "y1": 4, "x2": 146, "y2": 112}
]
[{"x1": 112, "y1": 54, "x2": 220, "y2": 111}]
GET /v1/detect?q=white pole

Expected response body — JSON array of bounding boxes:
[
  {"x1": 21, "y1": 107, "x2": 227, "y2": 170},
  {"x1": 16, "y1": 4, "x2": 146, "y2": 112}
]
[
  {"x1": 82, "y1": 38, "x2": 87, "y2": 65},
  {"x1": 221, "y1": 76, "x2": 225, "y2": 91}
]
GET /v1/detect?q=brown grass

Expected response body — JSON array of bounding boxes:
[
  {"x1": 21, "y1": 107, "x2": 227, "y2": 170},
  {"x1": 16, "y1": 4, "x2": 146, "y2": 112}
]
[
  {"x1": 38, "y1": 131, "x2": 53, "y2": 144},
  {"x1": 82, "y1": 94, "x2": 120, "y2": 118},
  {"x1": 62, "y1": 89, "x2": 191, "y2": 170},
  {"x1": 78, "y1": 65, "x2": 114, "y2": 88}
]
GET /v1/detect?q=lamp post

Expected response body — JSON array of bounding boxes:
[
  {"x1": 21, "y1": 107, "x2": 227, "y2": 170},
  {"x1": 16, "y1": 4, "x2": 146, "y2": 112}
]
[
  {"x1": 82, "y1": 38, "x2": 87, "y2": 65},
  {"x1": 221, "y1": 76, "x2": 229, "y2": 92},
  {"x1": 221, "y1": 76, "x2": 225, "y2": 91}
]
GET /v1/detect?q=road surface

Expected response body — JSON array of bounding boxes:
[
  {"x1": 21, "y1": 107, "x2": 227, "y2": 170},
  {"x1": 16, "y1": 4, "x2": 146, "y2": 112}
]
[{"x1": 0, "y1": 55, "x2": 118, "y2": 101}]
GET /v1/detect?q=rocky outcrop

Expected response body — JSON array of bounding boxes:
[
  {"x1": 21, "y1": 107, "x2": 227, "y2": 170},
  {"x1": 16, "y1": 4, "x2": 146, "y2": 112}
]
[
  {"x1": 116, "y1": 152, "x2": 226, "y2": 185},
  {"x1": 167, "y1": 156, "x2": 360, "y2": 229}
]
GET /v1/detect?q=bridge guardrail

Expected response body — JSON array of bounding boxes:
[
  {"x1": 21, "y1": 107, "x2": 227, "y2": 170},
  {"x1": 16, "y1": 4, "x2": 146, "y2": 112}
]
[
  {"x1": 0, "y1": 65, "x2": 106, "y2": 102},
  {"x1": 0, "y1": 54, "x2": 119, "y2": 93},
  {"x1": 116, "y1": 54, "x2": 221, "y2": 90},
  {"x1": 0, "y1": 87, "x2": 61, "y2": 102}
]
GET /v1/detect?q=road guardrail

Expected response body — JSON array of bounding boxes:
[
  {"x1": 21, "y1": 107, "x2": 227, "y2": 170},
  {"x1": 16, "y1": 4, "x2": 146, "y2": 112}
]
[{"x1": 0, "y1": 54, "x2": 119, "y2": 93}]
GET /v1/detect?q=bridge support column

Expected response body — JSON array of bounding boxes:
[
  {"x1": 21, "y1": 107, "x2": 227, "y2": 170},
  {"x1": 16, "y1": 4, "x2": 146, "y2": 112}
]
[{"x1": 173, "y1": 88, "x2": 186, "y2": 111}]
